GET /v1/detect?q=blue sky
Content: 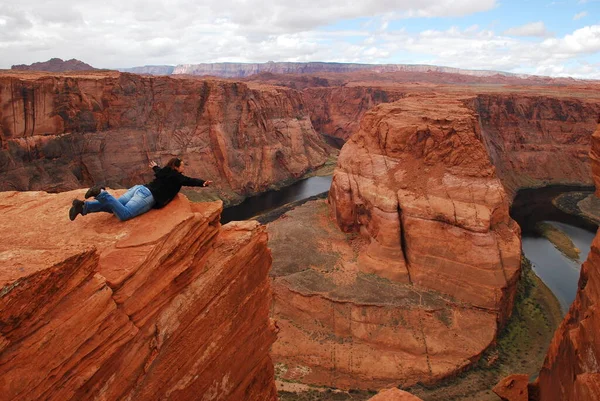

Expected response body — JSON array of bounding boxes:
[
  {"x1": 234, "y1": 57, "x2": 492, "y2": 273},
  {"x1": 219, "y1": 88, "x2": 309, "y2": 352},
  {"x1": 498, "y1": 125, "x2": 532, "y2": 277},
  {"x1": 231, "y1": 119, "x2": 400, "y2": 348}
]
[{"x1": 1, "y1": 0, "x2": 599, "y2": 78}]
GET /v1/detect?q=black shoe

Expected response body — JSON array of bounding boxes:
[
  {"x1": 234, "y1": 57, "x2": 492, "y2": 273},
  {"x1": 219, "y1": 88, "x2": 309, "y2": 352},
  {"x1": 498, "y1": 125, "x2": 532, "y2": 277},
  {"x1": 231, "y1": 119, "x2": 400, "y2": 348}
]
[
  {"x1": 69, "y1": 199, "x2": 85, "y2": 221},
  {"x1": 85, "y1": 185, "x2": 105, "y2": 199}
]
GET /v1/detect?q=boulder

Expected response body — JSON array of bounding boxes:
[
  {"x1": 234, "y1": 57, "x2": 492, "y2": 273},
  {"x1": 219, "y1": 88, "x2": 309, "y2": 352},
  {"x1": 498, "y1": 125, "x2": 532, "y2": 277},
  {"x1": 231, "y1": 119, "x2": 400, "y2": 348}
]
[{"x1": 492, "y1": 374, "x2": 529, "y2": 401}]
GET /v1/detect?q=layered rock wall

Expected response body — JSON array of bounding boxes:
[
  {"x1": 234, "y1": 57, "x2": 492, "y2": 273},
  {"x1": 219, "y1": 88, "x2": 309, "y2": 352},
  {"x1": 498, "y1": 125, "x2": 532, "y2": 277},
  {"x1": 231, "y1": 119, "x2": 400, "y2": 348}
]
[
  {"x1": 473, "y1": 95, "x2": 600, "y2": 194},
  {"x1": 0, "y1": 191, "x2": 277, "y2": 400},
  {"x1": 0, "y1": 72, "x2": 328, "y2": 202}
]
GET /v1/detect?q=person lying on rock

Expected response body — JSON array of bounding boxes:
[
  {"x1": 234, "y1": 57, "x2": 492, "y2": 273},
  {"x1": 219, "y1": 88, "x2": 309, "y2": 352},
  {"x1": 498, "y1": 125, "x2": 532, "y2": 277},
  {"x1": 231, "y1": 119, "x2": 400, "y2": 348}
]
[{"x1": 68, "y1": 157, "x2": 213, "y2": 221}]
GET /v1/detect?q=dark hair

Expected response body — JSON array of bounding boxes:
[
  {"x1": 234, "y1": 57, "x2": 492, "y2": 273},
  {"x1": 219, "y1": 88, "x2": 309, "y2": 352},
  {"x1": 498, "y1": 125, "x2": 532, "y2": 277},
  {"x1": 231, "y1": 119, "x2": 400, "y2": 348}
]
[{"x1": 166, "y1": 157, "x2": 182, "y2": 169}]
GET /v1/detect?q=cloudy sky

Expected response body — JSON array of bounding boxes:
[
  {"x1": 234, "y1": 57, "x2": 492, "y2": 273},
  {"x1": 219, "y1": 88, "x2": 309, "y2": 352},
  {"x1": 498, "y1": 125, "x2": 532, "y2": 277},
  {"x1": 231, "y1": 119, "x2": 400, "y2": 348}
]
[{"x1": 1, "y1": 0, "x2": 599, "y2": 78}]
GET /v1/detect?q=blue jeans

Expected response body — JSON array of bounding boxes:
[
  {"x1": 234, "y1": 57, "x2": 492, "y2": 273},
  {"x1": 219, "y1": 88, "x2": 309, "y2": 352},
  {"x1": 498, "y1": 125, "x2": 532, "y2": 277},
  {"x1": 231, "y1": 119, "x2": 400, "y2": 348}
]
[{"x1": 83, "y1": 185, "x2": 156, "y2": 221}]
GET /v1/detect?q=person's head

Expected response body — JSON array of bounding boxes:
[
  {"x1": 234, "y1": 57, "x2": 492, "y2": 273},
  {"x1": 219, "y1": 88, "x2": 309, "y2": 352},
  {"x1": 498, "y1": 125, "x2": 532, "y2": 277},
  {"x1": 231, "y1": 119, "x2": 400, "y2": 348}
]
[{"x1": 166, "y1": 157, "x2": 185, "y2": 173}]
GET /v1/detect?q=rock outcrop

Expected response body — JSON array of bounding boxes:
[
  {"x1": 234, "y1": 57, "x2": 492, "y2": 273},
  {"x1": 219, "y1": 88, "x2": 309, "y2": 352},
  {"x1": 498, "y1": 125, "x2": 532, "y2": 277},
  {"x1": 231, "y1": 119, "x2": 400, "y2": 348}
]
[
  {"x1": 11, "y1": 58, "x2": 97, "y2": 72},
  {"x1": 493, "y1": 374, "x2": 529, "y2": 401},
  {"x1": 329, "y1": 96, "x2": 521, "y2": 316},
  {"x1": 269, "y1": 95, "x2": 525, "y2": 390},
  {"x1": 0, "y1": 71, "x2": 329, "y2": 205},
  {"x1": 269, "y1": 199, "x2": 499, "y2": 389},
  {"x1": 0, "y1": 190, "x2": 277, "y2": 400},
  {"x1": 367, "y1": 388, "x2": 424, "y2": 401}
]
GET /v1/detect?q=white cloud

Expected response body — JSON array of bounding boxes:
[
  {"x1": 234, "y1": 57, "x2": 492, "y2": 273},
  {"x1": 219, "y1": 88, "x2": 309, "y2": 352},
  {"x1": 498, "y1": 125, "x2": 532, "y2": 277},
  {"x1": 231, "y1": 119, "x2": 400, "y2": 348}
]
[
  {"x1": 503, "y1": 21, "x2": 551, "y2": 37},
  {"x1": 541, "y1": 25, "x2": 600, "y2": 55},
  {"x1": 573, "y1": 11, "x2": 588, "y2": 20},
  {"x1": 373, "y1": 24, "x2": 600, "y2": 78},
  {"x1": 0, "y1": 0, "x2": 499, "y2": 67},
  {"x1": 1, "y1": 0, "x2": 599, "y2": 79}
]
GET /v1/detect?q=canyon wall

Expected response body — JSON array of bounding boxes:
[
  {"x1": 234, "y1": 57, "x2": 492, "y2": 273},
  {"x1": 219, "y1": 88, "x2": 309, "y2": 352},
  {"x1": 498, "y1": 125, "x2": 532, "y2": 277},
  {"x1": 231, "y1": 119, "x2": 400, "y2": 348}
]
[
  {"x1": 302, "y1": 86, "x2": 405, "y2": 140},
  {"x1": 0, "y1": 71, "x2": 329, "y2": 204},
  {"x1": 473, "y1": 95, "x2": 600, "y2": 194},
  {"x1": 174, "y1": 62, "x2": 376, "y2": 77},
  {"x1": 533, "y1": 122, "x2": 600, "y2": 401},
  {"x1": 0, "y1": 191, "x2": 277, "y2": 400},
  {"x1": 171, "y1": 62, "x2": 575, "y2": 83},
  {"x1": 301, "y1": 87, "x2": 600, "y2": 154}
]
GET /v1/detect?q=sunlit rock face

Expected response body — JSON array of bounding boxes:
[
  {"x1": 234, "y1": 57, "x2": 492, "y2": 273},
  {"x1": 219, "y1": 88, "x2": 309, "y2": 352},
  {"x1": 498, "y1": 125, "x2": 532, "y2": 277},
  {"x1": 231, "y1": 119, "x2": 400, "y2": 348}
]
[
  {"x1": 0, "y1": 71, "x2": 329, "y2": 202},
  {"x1": 0, "y1": 190, "x2": 278, "y2": 401},
  {"x1": 329, "y1": 96, "x2": 521, "y2": 317}
]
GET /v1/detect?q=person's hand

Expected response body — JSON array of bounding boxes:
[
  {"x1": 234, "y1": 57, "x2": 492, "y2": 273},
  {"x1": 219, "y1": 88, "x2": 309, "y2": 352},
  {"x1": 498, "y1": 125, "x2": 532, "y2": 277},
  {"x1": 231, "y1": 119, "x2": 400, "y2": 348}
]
[
  {"x1": 203, "y1": 180, "x2": 213, "y2": 187},
  {"x1": 149, "y1": 161, "x2": 158, "y2": 168}
]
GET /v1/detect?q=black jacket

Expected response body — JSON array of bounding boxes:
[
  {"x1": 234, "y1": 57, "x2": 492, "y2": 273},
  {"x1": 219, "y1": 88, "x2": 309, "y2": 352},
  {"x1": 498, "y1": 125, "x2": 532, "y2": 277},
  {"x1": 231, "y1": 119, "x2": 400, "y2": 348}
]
[{"x1": 145, "y1": 166, "x2": 206, "y2": 208}]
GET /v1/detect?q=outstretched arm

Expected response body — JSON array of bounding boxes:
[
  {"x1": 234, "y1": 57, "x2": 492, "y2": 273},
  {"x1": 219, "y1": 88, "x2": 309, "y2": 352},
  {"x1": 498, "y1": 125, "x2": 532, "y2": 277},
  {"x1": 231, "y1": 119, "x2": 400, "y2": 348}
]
[{"x1": 179, "y1": 175, "x2": 212, "y2": 187}]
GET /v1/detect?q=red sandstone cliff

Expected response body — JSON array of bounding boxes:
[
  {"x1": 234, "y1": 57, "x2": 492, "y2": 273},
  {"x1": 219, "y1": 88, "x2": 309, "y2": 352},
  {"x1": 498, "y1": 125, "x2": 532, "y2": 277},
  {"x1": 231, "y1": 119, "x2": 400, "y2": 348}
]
[
  {"x1": 0, "y1": 191, "x2": 277, "y2": 400},
  {"x1": 534, "y1": 122, "x2": 600, "y2": 400},
  {"x1": 473, "y1": 95, "x2": 600, "y2": 194},
  {"x1": 493, "y1": 122, "x2": 600, "y2": 401},
  {"x1": 329, "y1": 96, "x2": 521, "y2": 315},
  {"x1": 0, "y1": 71, "x2": 329, "y2": 204},
  {"x1": 297, "y1": 81, "x2": 600, "y2": 159}
]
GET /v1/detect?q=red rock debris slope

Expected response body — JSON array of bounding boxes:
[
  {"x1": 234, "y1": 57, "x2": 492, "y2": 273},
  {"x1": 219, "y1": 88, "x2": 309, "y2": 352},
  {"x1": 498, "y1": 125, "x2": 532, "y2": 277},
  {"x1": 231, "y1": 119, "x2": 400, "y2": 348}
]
[
  {"x1": 0, "y1": 71, "x2": 329, "y2": 202},
  {"x1": 0, "y1": 191, "x2": 277, "y2": 401}
]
